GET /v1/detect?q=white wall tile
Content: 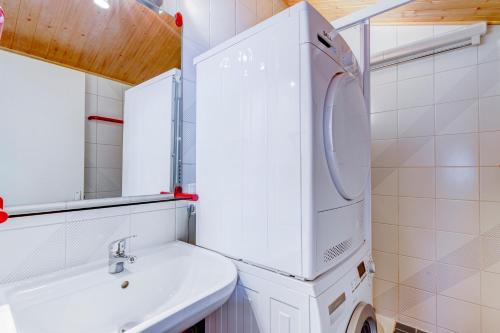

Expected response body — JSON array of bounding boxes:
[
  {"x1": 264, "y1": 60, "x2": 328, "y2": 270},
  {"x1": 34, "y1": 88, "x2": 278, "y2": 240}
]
[
  {"x1": 210, "y1": 0, "x2": 236, "y2": 47},
  {"x1": 399, "y1": 285, "x2": 436, "y2": 324},
  {"x1": 478, "y1": 26, "x2": 500, "y2": 64},
  {"x1": 436, "y1": 133, "x2": 478, "y2": 167},
  {"x1": 372, "y1": 168, "x2": 398, "y2": 196},
  {"x1": 175, "y1": 205, "x2": 189, "y2": 242},
  {"x1": 236, "y1": 0, "x2": 257, "y2": 34},
  {"x1": 399, "y1": 197, "x2": 435, "y2": 229},
  {"x1": 372, "y1": 66, "x2": 397, "y2": 85},
  {"x1": 96, "y1": 144, "x2": 122, "y2": 169},
  {"x1": 372, "y1": 195, "x2": 398, "y2": 225},
  {"x1": 398, "y1": 105, "x2": 434, "y2": 138},
  {"x1": 97, "y1": 122, "x2": 123, "y2": 146},
  {"x1": 180, "y1": 0, "x2": 210, "y2": 48},
  {"x1": 85, "y1": 75, "x2": 98, "y2": 95},
  {"x1": 371, "y1": 111, "x2": 398, "y2": 140},
  {"x1": 182, "y1": 37, "x2": 208, "y2": 82},
  {"x1": 398, "y1": 57, "x2": 434, "y2": 80},
  {"x1": 85, "y1": 143, "x2": 97, "y2": 168},
  {"x1": 374, "y1": 250, "x2": 398, "y2": 282},
  {"x1": 398, "y1": 75, "x2": 434, "y2": 109},
  {"x1": 399, "y1": 168, "x2": 435, "y2": 198},
  {"x1": 435, "y1": 99, "x2": 478, "y2": 135},
  {"x1": 130, "y1": 209, "x2": 176, "y2": 250},
  {"x1": 480, "y1": 201, "x2": 500, "y2": 237},
  {"x1": 0, "y1": 224, "x2": 66, "y2": 283},
  {"x1": 480, "y1": 167, "x2": 500, "y2": 201},
  {"x1": 373, "y1": 222, "x2": 398, "y2": 253},
  {"x1": 479, "y1": 96, "x2": 500, "y2": 131},
  {"x1": 478, "y1": 60, "x2": 500, "y2": 98},
  {"x1": 436, "y1": 199, "x2": 479, "y2": 235},
  {"x1": 434, "y1": 46, "x2": 477, "y2": 73},
  {"x1": 372, "y1": 82, "x2": 398, "y2": 113},
  {"x1": 399, "y1": 255, "x2": 436, "y2": 292},
  {"x1": 85, "y1": 93, "x2": 97, "y2": 143},
  {"x1": 437, "y1": 295, "x2": 480, "y2": 333},
  {"x1": 183, "y1": 78, "x2": 196, "y2": 123},
  {"x1": 435, "y1": 66, "x2": 478, "y2": 104},
  {"x1": 436, "y1": 167, "x2": 479, "y2": 200},
  {"x1": 399, "y1": 226, "x2": 435, "y2": 260},
  {"x1": 437, "y1": 264, "x2": 480, "y2": 303},
  {"x1": 84, "y1": 167, "x2": 97, "y2": 193},
  {"x1": 97, "y1": 77, "x2": 124, "y2": 101},
  {"x1": 183, "y1": 121, "x2": 196, "y2": 164},
  {"x1": 97, "y1": 96, "x2": 123, "y2": 118},
  {"x1": 437, "y1": 231, "x2": 481, "y2": 269},
  {"x1": 481, "y1": 271, "x2": 500, "y2": 310},
  {"x1": 372, "y1": 139, "x2": 399, "y2": 167},
  {"x1": 371, "y1": 26, "x2": 397, "y2": 55},
  {"x1": 480, "y1": 131, "x2": 500, "y2": 166},
  {"x1": 96, "y1": 168, "x2": 122, "y2": 192},
  {"x1": 398, "y1": 137, "x2": 435, "y2": 167},
  {"x1": 66, "y1": 215, "x2": 130, "y2": 267}
]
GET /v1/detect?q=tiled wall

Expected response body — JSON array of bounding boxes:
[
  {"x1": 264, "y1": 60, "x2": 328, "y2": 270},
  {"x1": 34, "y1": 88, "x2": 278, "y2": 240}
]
[
  {"x1": 371, "y1": 25, "x2": 500, "y2": 333},
  {"x1": 84, "y1": 74, "x2": 130, "y2": 199},
  {"x1": 164, "y1": 0, "x2": 288, "y2": 187},
  {"x1": 0, "y1": 200, "x2": 190, "y2": 284}
]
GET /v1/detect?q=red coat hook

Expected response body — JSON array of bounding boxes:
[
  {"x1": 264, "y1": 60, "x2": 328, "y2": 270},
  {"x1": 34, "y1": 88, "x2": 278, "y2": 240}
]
[
  {"x1": 0, "y1": 197, "x2": 9, "y2": 224},
  {"x1": 174, "y1": 12, "x2": 183, "y2": 27}
]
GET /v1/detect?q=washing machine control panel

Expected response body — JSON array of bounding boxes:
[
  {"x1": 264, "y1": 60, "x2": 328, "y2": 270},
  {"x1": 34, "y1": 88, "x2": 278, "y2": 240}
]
[{"x1": 350, "y1": 259, "x2": 370, "y2": 292}]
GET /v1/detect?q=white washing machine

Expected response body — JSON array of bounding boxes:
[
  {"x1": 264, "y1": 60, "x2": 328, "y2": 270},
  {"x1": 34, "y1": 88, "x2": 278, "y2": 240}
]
[
  {"x1": 205, "y1": 243, "x2": 377, "y2": 333},
  {"x1": 195, "y1": 1, "x2": 371, "y2": 281}
]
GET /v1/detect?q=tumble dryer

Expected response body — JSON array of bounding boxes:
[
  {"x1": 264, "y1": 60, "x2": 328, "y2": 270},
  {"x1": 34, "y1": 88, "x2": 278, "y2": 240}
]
[{"x1": 195, "y1": 1, "x2": 370, "y2": 281}]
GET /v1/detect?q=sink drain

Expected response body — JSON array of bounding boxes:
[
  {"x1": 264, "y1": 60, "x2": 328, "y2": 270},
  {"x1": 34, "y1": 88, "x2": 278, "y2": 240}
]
[{"x1": 119, "y1": 322, "x2": 139, "y2": 332}]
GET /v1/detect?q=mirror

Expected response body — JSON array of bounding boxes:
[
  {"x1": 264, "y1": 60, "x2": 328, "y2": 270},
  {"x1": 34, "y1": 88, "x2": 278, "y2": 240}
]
[{"x1": 0, "y1": 0, "x2": 182, "y2": 210}]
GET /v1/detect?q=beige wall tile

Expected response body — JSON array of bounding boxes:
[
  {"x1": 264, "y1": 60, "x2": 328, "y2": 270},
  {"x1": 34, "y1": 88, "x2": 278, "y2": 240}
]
[
  {"x1": 399, "y1": 226, "x2": 436, "y2": 260},
  {"x1": 399, "y1": 168, "x2": 435, "y2": 198},
  {"x1": 436, "y1": 167, "x2": 479, "y2": 201},
  {"x1": 436, "y1": 133, "x2": 478, "y2": 167},
  {"x1": 374, "y1": 250, "x2": 398, "y2": 282},
  {"x1": 437, "y1": 295, "x2": 480, "y2": 333},
  {"x1": 436, "y1": 199, "x2": 479, "y2": 235},
  {"x1": 372, "y1": 195, "x2": 398, "y2": 225},
  {"x1": 399, "y1": 197, "x2": 435, "y2": 229},
  {"x1": 374, "y1": 222, "x2": 398, "y2": 253}
]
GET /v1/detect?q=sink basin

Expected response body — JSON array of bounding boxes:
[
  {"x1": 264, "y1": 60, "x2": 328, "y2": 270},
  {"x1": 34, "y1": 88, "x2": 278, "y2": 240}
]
[{"x1": 0, "y1": 241, "x2": 237, "y2": 333}]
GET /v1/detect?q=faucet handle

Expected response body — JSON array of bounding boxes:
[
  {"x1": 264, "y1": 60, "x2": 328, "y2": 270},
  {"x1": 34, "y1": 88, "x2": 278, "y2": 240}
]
[{"x1": 109, "y1": 235, "x2": 137, "y2": 255}]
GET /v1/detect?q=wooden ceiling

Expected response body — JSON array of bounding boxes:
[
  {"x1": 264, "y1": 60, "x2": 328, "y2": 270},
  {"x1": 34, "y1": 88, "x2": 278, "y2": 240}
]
[
  {"x1": 0, "y1": 0, "x2": 181, "y2": 85},
  {"x1": 285, "y1": 0, "x2": 500, "y2": 25}
]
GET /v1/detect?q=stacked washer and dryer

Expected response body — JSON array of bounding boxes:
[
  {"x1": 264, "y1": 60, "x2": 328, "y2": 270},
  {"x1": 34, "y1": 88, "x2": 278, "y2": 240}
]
[{"x1": 195, "y1": 2, "x2": 376, "y2": 332}]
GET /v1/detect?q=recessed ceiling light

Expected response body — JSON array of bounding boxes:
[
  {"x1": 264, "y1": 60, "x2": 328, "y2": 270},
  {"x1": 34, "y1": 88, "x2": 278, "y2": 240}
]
[{"x1": 94, "y1": 0, "x2": 110, "y2": 9}]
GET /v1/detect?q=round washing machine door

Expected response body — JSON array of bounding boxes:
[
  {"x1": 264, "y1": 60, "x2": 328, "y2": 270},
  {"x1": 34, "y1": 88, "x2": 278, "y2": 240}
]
[
  {"x1": 346, "y1": 302, "x2": 377, "y2": 333},
  {"x1": 323, "y1": 73, "x2": 370, "y2": 200}
]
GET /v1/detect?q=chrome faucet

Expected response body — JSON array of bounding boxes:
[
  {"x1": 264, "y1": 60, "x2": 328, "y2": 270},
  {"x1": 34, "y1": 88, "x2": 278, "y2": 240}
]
[{"x1": 108, "y1": 235, "x2": 137, "y2": 274}]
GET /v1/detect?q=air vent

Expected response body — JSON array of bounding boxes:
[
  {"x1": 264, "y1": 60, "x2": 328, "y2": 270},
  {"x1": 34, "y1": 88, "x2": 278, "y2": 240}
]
[{"x1": 323, "y1": 239, "x2": 352, "y2": 263}]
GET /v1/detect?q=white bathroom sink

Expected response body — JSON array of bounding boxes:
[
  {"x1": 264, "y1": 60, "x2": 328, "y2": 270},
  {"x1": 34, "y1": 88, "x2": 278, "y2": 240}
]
[{"x1": 0, "y1": 241, "x2": 237, "y2": 333}]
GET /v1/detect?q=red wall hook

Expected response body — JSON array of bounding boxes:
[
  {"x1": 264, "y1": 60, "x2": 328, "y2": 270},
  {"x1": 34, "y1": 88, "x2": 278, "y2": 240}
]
[
  {"x1": 0, "y1": 197, "x2": 9, "y2": 224},
  {"x1": 174, "y1": 12, "x2": 183, "y2": 27}
]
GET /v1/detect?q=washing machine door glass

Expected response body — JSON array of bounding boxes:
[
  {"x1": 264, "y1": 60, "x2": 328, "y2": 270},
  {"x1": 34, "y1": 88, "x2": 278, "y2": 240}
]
[
  {"x1": 323, "y1": 72, "x2": 370, "y2": 200},
  {"x1": 346, "y1": 302, "x2": 377, "y2": 333}
]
